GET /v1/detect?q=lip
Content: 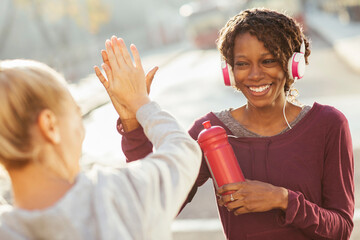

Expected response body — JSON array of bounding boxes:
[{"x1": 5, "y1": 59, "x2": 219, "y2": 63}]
[{"x1": 246, "y1": 83, "x2": 272, "y2": 97}]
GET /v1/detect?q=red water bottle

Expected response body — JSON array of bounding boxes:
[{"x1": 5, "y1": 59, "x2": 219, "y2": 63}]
[{"x1": 198, "y1": 120, "x2": 245, "y2": 195}]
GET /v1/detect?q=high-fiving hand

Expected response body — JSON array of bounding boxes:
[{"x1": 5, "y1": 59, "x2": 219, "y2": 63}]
[{"x1": 94, "y1": 36, "x2": 158, "y2": 117}]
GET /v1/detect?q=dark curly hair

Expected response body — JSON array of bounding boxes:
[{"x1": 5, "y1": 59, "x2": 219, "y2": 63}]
[{"x1": 217, "y1": 8, "x2": 311, "y2": 92}]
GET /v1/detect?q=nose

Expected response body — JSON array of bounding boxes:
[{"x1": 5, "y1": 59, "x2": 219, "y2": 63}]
[{"x1": 248, "y1": 64, "x2": 263, "y2": 81}]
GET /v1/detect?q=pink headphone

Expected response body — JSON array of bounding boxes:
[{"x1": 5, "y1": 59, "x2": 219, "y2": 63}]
[
  {"x1": 221, "y1": 40, "x2": 306, "y2": 86},
  {"x1": 287, "y1": 40, "x2": 306, "y2": 81},
  {"x1": 221, "y1": 59, "x2": 235, "y2": 86}
]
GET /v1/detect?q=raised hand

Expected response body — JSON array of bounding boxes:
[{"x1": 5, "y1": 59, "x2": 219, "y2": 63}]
[
  {"x1": 94, "y1": 36, "x2": 157, "y2": 119},
  {"x1": 217, "y1": 180, "x2": 288, "y2": 216},
  {"x1": 95, "y1": 49, "x2": 157, "y2": 121}
]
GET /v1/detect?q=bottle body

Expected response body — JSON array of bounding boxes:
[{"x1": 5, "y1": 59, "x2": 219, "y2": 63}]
[{"x1": 198, "y1": 121, "x2": 245, "y2": 194}]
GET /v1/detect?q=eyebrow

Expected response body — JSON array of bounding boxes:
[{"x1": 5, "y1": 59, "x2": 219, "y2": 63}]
[{"x1": 235, "y1": 52, "x2": 272, "y2": 58}]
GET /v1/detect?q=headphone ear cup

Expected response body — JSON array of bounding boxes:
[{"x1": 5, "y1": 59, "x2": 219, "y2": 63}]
[
  {"x1": 221, "y1": 61, "x2": 235, "y2": 86},
  {"x1": 288, "y1": 52, "x2": 306, "y2": 80}
]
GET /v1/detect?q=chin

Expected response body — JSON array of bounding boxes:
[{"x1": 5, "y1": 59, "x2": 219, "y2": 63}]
[{"x1": 248, "y1": 99, "x2": 275, "y2": 109}]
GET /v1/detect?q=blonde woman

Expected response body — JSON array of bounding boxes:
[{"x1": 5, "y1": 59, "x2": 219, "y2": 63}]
[{"x1": 0, "y1": 36, "x2": 201, "y2": 240}]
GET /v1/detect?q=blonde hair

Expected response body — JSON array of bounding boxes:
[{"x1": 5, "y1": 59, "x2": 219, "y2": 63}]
[{"x1": 0, "y1": 59, "x2": 70, "y2": 169}]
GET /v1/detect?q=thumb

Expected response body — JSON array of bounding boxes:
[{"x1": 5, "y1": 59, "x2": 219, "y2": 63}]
[{"x1": 145, "y1": 66, "x2": 158, "y2": 94}]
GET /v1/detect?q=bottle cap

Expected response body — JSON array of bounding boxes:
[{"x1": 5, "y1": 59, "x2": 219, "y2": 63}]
[{"x1": 202, "y1": 120, "x2": 211, "y2": 129}]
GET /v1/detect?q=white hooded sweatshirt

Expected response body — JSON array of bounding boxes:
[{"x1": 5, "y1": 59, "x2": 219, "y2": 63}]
[{"x1": 0, "y1": 102, "x2": 202, "y2": 240}]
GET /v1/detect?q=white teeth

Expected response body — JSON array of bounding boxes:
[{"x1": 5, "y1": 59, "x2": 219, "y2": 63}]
[{"x1": 249, "y1": 84, "x2": 270, "y2": 93}]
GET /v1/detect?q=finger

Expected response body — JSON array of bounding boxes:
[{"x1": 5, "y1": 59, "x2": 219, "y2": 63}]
[
  {"x1": 117, "y1": 38, "x2": 133, "y2": 66},
  {"x1": 217, "y1": 197, "x2": 225, "y2": 207},
  {"x1": 217, "y1": 182, "x2": 244, "y2": 195},
  {"x1": 102, "y1": 63, "x2": 113, "y2": 82},
  {"x1": 111, "y1": 36, "x2": 126, "y2": 68},
  {"x1": 225, "y1": 196, "x2": 245, "y2": 211},
  {"x1": 101, "y1": 50, "x2": 111, "y2": 69},
  {"x1": 219, "y1": 191, "x2": 238, "y2": 206},
  {"x1": 234, "y1": 207, "x2": 248, "y2": 216},
  {"x1": 130, "y1": 44, "x2": 143, "y2": 71},
  {"x1": 94, "y1": 65, "x2": 109, "y2": 89},
  {"x1": 105, "y1": 39, "x2": 120, "y2": 72},
  {"x1": 145, "y1": 66, "x2": 158, "y2": 94}
]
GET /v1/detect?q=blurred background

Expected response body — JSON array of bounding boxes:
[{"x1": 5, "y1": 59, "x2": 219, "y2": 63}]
[{"x1": 1, "y1": 0, "x2": 360, "y2": 239}]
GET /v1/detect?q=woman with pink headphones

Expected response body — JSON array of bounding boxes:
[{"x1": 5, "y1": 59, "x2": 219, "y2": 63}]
[{"x1": 118, "y1": 8, "x2": 354, "y2": 239}]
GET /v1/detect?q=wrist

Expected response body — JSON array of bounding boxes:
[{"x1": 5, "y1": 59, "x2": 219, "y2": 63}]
[
  {"x1": 127, "y1": 96, "x2": 151, "y2": 114},
  {"x1": 121, "y1": 118, "x2": 140, "y2": 132},
  {"x1": 277, "y1": 187, "x2": 289, "y2": 211}
]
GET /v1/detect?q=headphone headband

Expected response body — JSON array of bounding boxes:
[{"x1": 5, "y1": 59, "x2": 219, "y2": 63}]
[{"x1": 300, "y1": 40, "x2": 305, "y2": 54}]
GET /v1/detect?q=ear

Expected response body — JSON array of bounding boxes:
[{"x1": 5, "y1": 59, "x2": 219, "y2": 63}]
[{"x1": 37, "y1": 109, "x2": 61, "y2": 144}]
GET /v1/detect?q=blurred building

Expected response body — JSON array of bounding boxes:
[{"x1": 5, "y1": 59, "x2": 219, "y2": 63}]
[
  {"x1": 179, "y1": 0, "x2": 246, "y2": 49},
  {"x1": 179, "y1": 0, "x2": 309, "y2": 49},
  {"x1": 0, "y1": 0, "x2": 188, "y2": 82},
  {"x1": 316, "y1": 0, "x2": 360, "y2": 23},
  {"x1": 245, "y1": 0, "x2": 307, "y2": 31}
]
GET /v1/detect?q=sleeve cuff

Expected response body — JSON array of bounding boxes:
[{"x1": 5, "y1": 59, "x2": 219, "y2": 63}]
[
  {"x1": 136, "y1": 101, "x2": 162, "y2": 126},
  {"x1": 277, "y1": 189, "x2": 301, "y2": 226},
  {"x1": 116, "y1": 101, "x2": 160, "y2": 136},
  {"x1": 117, "y1": 118, "x2": 144, "y2": 136},
  {"x1": 116, "y1": 106, "x2": 154, "y2": 161}
]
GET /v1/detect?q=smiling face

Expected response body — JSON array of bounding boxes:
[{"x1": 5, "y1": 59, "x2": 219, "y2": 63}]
[{"x1": 233, "y1": 32, "x2": 287, "y2": 109}]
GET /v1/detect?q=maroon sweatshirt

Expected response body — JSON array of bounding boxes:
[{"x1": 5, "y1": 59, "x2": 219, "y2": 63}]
[{"x1": 119, "y1": 103, "x2": 354, "y2": 239}]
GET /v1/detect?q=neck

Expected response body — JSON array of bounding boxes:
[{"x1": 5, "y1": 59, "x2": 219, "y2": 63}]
[
  {"x1": 247, "y1": 96, "x2": 288, "y2": 122},
  {"x1": 8, "y1": 163, "x2": 74, "y2": 210},
  {"x1": 247, "y1": 104, "x2": 284, "y2": 124},
  {"x1": 232, "y1": 96, "x2": 301, "y2": 136}
]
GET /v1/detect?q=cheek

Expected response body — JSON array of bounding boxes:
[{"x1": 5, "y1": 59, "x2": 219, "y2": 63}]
[
  {"x1": 267, "y1": 67, "x2": 287, "y2": 89},
  {"x1": 78, "y1": 121, "x2": 85, "y2": 142},
  {"x1": 74, "y1": 117, "x2": 85, "y2": 143},
  {"x1": 277, "y1": 71, "x2": 286, "y2": 82},
  {"x1": 232, "y1": 69, "x2": 247, "y2": 87},
  {"x1": 268, "y1": 65, "x2": 285, "y2": 79}
]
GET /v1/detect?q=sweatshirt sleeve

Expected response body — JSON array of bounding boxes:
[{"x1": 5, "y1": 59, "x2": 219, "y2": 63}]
[
  {"x1": 123, "y1": 101, "x2": 202, "y2": 221},
  {"x1": 118, "y1": 110, "x2": 213, "y2": 209},
  {"x1": 278, "y1": 111, "x2": 354, "y2": 239}
]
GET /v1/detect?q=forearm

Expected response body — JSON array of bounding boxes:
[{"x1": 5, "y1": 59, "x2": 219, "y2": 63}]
[
  {"x1": 279, "y1": 190, "x2": 353, "y2": 239},
  {"x1": 135, "y1": 101, "x2": 202, "y2": 219}
]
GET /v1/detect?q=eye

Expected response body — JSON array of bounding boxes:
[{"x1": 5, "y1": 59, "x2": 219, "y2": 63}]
[
  {"x1": 235, "y1": 61, "x2": 249, "y2": 67},
  {"x1": 262, "y1": 59, "x2": 277, "y2": 66}
]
